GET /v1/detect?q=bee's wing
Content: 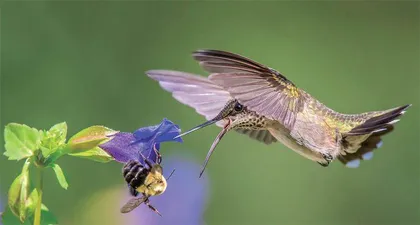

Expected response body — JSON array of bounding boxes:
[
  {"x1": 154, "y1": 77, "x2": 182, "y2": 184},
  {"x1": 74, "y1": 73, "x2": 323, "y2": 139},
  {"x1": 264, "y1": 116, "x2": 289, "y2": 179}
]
[
  {"x1": 120, "y1": 196, "x2": 147, "y2": 213},
  {"x1": 147, "y1": 70, "x2": 232, "y2": 127},
  {"x1": 193, "y1": 50, "x2": 304, "y2": 130},
  {"x1": 235, "y1": 129, "x2": 277, "y2": 145}
]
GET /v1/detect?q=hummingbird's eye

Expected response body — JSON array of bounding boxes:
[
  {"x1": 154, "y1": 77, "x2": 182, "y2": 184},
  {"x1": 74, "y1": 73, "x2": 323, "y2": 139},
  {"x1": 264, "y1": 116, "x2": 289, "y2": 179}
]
[{"x1": 234, "y1": 103, "x2": 243, "y2": 112}]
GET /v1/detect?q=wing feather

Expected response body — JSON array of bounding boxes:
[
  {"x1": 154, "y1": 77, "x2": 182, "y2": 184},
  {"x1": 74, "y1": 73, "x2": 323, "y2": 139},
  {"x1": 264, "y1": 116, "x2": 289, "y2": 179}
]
[
  {"x1": 210, "y1": 73, "x2": 304, "y2": 129},
  {"x1": 147, "y1": 70, "x2": 232, "y2": 125},
  {"x1": 193, "y1": 50, "x2": 304, "y2": 130},
  {"x1": 147, "y1": 69, "x2": 279, "y2": 145},
  {"x1": 194, "y1": 49, "x2": 269, "y2": 74}
]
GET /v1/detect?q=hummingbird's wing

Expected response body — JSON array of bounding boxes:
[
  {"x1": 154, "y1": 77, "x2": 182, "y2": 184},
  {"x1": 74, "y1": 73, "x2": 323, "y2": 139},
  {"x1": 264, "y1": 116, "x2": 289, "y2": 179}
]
[
  {"x1": 147, "y1": 70, "x2": 279, "y2": 144},
  {"x1": 193, "y1": 50, "x2": 304, "y2": 130},
  {"x1": 235, "y1": 129, "x2": 277, "y2": 144},
  {"x1": 146, "y1": 70, "x2": 231, "y2": 127}
]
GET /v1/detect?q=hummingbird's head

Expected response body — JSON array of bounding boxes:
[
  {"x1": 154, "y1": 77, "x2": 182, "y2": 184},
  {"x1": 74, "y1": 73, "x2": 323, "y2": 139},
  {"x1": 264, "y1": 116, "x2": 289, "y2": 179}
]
[
  {"x1": 174, "y1": 99, "x2": 257, "y2": 177},
  {"x1": 174, "y1": 99, "x2": 249, "y2": 137}
]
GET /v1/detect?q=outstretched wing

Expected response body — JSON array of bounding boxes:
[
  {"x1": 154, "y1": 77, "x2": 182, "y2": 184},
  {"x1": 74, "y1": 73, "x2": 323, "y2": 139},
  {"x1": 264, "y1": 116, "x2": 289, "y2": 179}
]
[
  {"x1": 147, "y1": 69, "x2": 278, "y2": 144},
  {"x1": 120, "y1": 196, "x2": 147, "y2": 213},
  {"x1": 193, "y1": 50, "x2": 304, "y2": 130},
  {"x1": 147, "y1": 70, "x2": 232, "y2": 127}
]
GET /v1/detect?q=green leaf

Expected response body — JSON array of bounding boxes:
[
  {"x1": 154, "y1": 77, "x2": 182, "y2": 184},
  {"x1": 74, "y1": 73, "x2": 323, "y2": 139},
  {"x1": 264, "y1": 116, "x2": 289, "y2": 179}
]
[
  {"x1": 2, "y1": 204, "x2": 58, "y2": 225},
  {"x1": 4, "y1": 123, "x2": 41, "y2": 160},
  {"x1": 31, "y1": 204, "x2": 58, "y2": 225},
  {"x1": 37, "y1": 205, "x2": 58, "y2": 225},
  {"x1": 68, "y1": 125, "x2": 117, "y2": 153},
  {"x1": 69, "y1": 146, "x2": 113, "y2": 163},
  {"x1": 2, "y1": 208, "x2": 27, "y2": 225},
  {"x1": 50, "y1": 163, "x2": 68, "y2": 190},
  {"x1": 39, "y1": 122, "x2": 68, "y2": 158},
  {"x1": 48, "y1": 122, "x2": 67, "y2": 145},
  {"x1": 8, "y1": 159, "x2": 31, "y2": 223},
  {"x1": 26, "y1": 188, "x2": 40, "y2": 217}
]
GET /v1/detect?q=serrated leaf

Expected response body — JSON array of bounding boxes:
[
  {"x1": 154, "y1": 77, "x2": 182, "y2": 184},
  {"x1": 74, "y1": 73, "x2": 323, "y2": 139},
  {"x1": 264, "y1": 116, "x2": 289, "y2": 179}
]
[
  {"x1": 8, "y1": 159, "x2": 30, "y2": 222},
  {"x1": 4, "y1": 123, "x2": 41, "y2": 160},
  {"x1": 50, "y1": 164, "x2": 68, "y2": 190},
  {"x1": 69, "y1": 146, "x2": 113, "y2": 163},
  {"x1": 68, "y1": 126, "x2": 117, "y2": 153},
  {"x1": 39, "y1": 122, "x2": 68, "y2": 158}
]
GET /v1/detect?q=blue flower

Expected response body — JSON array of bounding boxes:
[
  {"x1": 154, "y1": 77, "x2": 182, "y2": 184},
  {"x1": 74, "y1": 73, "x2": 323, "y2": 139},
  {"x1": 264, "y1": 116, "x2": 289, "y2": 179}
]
[{"x1": 99, "y1": 118, "x2": 183, "y2": 164}]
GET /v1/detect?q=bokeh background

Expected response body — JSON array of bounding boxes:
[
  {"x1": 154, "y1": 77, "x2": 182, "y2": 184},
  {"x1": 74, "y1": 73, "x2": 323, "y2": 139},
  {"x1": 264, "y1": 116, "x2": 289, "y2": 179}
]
[{"x1": 1, "y1": 1, "x2": 419, "y2": 225}]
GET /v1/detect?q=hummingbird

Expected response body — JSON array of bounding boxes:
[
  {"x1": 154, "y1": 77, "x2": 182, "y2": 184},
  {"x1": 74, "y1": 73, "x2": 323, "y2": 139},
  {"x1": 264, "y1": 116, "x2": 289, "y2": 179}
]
[{"x1": 147, "y1": 49, "x2": 411, "y2": 176}]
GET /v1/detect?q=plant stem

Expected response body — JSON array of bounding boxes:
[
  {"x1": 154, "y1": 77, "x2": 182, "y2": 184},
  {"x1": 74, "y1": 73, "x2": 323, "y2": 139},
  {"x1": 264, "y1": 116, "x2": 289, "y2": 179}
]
[{"x1": 33, "y1": 167, "x2": 44, "y2": 225}]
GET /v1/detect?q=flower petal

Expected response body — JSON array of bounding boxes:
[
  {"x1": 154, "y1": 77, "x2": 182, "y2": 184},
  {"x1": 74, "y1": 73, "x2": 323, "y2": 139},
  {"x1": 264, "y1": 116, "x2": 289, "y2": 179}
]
[
  {"x1": 133, "y1": 118, "x2": 183, "y2": 144},
  {"x1": 99, "y1": 119, "x2": 182, "y2": 164},
  {"x1": 99, "y1": 132, "x2": 142, "y2": 163}
]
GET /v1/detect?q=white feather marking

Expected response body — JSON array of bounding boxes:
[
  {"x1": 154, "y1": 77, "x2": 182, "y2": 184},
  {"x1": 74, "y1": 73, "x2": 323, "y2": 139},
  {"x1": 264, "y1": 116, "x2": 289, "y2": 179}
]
[
  {"x1": 388, "y1": 119, "x2": 400, "y2": 125},
  {"x1": 376, "y1": 140, "x2": 383, "y2": 148},
  {"x1": 400, "y1": 111, "x2": 406, "y2": 115},
  {"x1": 362, "y1": 152, "x2": 374, "y2": 160},
  {"x1": 346, "y1": 159, "x2": 360, "y2": 168},
  {"x1": 372, "y1": 128, "x2": 387, "y2": 133}
]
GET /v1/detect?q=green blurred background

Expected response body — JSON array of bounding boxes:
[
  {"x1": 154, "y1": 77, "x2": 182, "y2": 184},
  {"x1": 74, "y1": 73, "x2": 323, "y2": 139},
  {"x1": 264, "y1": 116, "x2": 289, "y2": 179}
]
[{"x1": 1, "y1": 1, "x2": 419, "y2": 225}]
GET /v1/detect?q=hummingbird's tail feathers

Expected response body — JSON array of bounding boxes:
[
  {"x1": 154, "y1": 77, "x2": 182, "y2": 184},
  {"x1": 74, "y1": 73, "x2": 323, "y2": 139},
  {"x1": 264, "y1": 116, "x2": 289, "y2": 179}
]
[
  {"x1": 338, "y1": 127, "x2": 393, "y2": 168},
  {"x1": 345, "y1": 104, "x2": 411, "y2": 136},
  {"x1": 338, "y1": 104, "x2": 411, "y2": 168}
]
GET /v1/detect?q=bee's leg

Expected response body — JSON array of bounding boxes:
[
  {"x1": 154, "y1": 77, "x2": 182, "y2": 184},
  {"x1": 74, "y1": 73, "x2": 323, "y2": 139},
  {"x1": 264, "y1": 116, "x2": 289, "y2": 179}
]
[
  {"x1": 153, "y1": 144, "x2": 162, "y2": 164},
  {"x1": 144, "y1": 199, "x2": 162, "y2": 216},
  {"x1": 139, "y1": 151, "x2": 154, "y2": 168}
]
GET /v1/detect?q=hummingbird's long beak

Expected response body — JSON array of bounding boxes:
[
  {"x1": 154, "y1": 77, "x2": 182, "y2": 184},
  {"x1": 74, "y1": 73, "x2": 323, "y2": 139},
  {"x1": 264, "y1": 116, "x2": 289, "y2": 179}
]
[
  {"x1": 173, "y1": 116, "x2": 222, "y2": 139},
  {"x1": 199, "y1": 120, "x2": 230, "y2": 178},
  {"x1": 172, "y1": 112, "x2": 230, "y2": 177}
]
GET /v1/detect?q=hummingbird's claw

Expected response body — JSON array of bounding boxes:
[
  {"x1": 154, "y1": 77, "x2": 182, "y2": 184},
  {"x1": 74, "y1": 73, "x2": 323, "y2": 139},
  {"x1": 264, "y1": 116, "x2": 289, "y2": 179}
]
[
  {"x1": 318, "y1": 162, "x2": 329, "y2": 167},
  {"x1": 318, "y1": 153, "x2": 333, "y2": 167},
  {"x1": 323, "y1": 153, "x2": 333, "y2": 162}
]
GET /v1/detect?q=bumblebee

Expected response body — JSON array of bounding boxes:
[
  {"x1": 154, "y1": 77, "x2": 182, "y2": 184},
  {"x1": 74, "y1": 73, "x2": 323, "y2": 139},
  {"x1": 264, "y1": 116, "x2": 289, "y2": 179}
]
[{"x1": 120, "y1": 148, "x2": 173, "y2": 215}]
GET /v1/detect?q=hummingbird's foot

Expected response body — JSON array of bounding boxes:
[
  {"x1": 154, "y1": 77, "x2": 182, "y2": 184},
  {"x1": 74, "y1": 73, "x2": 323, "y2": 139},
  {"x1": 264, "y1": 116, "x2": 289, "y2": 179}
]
[
  {"x1": 323, "y1": 153, "x2": 333, "y2": 162},
  {"x1": 318, "y1": 153, "x2": 333, "y2": 167},
  {"x1": 317, "y1": 162, "x2": 329, "y2": 167}
]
